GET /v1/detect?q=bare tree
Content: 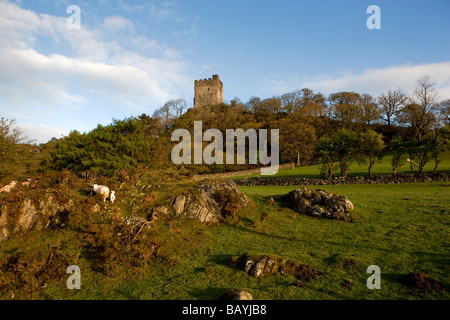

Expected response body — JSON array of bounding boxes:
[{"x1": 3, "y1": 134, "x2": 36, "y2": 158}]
[
  {"x1": 397, "y1": 76, "x2": 439, "y2": 141},
  {"x1": 359, "y1": 94, "x2": 380, "y2": 125},
  {"x1": 246, "y1": 96, "x2": 262, "y2": 112},
  {"x1": 152, "y1": 98, "x2": 188, "y2": 129},
  {"x1": 279, "y1": 90, "x2": 302, "y2": 113},
  {"x1": 438, "y1": 98, "x2": 450, "y2": 125},
  {"x1": 377, "y1": 89, "x2": 406, "y2": 127}
]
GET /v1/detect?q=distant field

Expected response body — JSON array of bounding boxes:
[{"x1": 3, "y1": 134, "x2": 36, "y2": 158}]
[
  {"x1": 233, "y1": 151, "x2": 450, "y2": 180},
  {"x1": 9, "y1": 181, "x2": 447, "y2": 300}
]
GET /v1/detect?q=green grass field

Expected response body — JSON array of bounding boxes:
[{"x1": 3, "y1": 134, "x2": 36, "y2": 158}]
[
  {"x1": 4, "y1": 181, "x2": 447, "y2": 300},
  {"x1": 233, "y1": 151, "x2": 450, "y2": 180}
]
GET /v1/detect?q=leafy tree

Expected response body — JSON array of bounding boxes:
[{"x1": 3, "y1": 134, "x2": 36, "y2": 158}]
[
  {"x1": 280, "y1": 88, "x2": 327, "y2": 117},
  {"x1": 254, "y1": 97, "x2": 284, "y2": 124},
  {"x1": 425, "y1": 125, "x2": 450, "y2": 173},
  {"x1": 403, "y1": 140, "x2": 418, "y2": 173},
  {"x1": 415, "y1": 141, "x2": 431, "y2": 175},
  {"x1": 246, "y1": 96, "x2": 262, "y2": 113},
  {"x1": 315, "y1": 128, "x2": 358, "y2": 178},
  {"x1": 333, "y1": 129, "x2": 359, "y2": 177},
  {"x1": 315, "y1": 135, "x2": 336, "y2": 179},
  {"x1": 358, "y1": 129, "x2": 385, "y2": 176},
  {"x1": 41, "y1": 117, "x2": 159, "y2": 177},
  {"x1": 328, "y1": 91, "x2": 363, "y2": 129},
  {"x1": 278, "y1": 117, "x2": 316, "y2": 166},
  {"x1": 388, "y1": 136, "x2": 405, "y2": 176},
  {"x1": 0, "y1": 118, "x2": 30, "y2": 181},
  {"x1": 402, "y1": 139, "x2": 431, "y2": 174}
]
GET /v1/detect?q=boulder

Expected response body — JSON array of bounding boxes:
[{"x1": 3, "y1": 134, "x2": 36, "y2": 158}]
[
  {"x1": 150, "y1": 206, "x2": 169, "y2": 220},
  {"x1": 221, "y1": 289, "x2": 254, "y2": 300},
  {"x1": 229, "y1": 253, "x2": 323, "y2": 281},
  {"x1": 170, "y1": 179, "x2": 249, "y2": 224},
  {"x1": 283, "y1": 187, "x2": 354, "y2": 221},
  {"x1": 172, "y1": 195, "x2": 186, "y2": 216}
]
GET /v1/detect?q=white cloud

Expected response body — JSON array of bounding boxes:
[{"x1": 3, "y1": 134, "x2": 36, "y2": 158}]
[
  {"x1": 19, "y1": 123, "x2": 66, "y2": 144},
  {"x1": 267, "y1": 62, "x2": 450, "y2": 100},
  {"x1": 0, "y1": 0, "x2": 192, "y2": 144}
]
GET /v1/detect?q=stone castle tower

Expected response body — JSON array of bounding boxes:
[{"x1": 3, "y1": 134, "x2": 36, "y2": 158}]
[{"x1": 194, "y1": 74, "x2": 223, "y2": 108}]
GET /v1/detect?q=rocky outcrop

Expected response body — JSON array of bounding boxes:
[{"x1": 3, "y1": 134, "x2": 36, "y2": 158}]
[
  {"x1": 170, "y1": 179, "x2": 249, "y2": 224},
  {"x1": 229, "y1": 253, "x2": 323, "y2": 281},
  {"x1": 283, "y1": 187, "x2": 354, "y2": 221},
  {"x1": 0, "y1": 195, "x2": 73, "y2": 242},
  {"x1": 236, "y1": 172, "x2": 450, "y2": 186}
]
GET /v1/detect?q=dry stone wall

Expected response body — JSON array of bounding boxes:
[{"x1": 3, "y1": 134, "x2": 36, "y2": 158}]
[{"x1": 235, "y1": 172, "x2": 450, "y2": 186}]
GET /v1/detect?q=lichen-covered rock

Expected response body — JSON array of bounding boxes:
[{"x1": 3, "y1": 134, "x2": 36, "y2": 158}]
[
  {"x1": 283, "y1": 187, "x2": 354, "y2": 221},
  {"x1": 124, "y1": 214, "x2": 149, "y2": 227},
  {"x1": 229, "y1": 253, "x2": 323, "y2": 281},
  {"x1": 0, "y1": 195, "x2": 74, "y2": 242},
  {"x1": 172, "y1": 195, "x2": 187, "y2": 216},
  {"x1": 170, "y1": 179, "x2": 249, "y2": 224}
]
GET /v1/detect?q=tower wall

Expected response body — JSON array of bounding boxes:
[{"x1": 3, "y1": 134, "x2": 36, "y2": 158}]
[{"x1": 194, "y1": 74, "x2": 223, "y2": 108}]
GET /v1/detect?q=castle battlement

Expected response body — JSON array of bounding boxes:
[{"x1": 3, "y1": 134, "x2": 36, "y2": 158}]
[
  {"x1": 195, "y1": 75, "x2": 222, "y2": 87},
  {"x1": 194, "y1": 74, "x2": 223, "y2": 108}
]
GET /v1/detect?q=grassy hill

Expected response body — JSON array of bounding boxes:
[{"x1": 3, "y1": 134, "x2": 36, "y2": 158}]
[{"x1": 1, "y1": 177, "x2": 448, "y2": 300}]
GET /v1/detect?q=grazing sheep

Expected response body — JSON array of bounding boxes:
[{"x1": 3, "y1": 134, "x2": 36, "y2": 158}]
[
  {"x1": 110, "y1": 191, "x2": 116, "y2": 204},
  {"x1": 92, "y1": 184, "x2": 110, "y2": 202},
  {"x1": 0, "y1": 181, "x2": 17, "y2": 193},
  {"x1": 406, "y1": 158, "x2": 413, "y2": 163}
]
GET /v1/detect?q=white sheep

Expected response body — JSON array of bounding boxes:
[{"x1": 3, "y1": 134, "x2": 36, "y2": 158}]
[
  {"x1": 110, "y1": 191, "x2": 116, "y2": 204},
  {"x1": 92, "y1": 184, "x2": 110, "y2": 202},
  {"x1": 0, "y1": 181, "x2": 17, "y2": 193}
]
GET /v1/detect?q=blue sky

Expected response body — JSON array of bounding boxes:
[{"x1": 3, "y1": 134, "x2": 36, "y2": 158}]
[{"x1": 1, "y1": 0, "x2": 450, "y2": 143}]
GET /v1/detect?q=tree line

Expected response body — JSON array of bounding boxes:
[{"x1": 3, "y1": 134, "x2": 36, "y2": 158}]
[{"x1": 1, "y1": 75, "x2": 449, "y2": 182}]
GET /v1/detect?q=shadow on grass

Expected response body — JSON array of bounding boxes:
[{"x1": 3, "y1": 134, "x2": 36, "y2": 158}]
[
  {"x1": 207, "y1": 254, "x2": 233, "y2": 266},
  {"x1": 223, "y1": 223, "x2": 443, "y2": 261},
  {"x1": 187, "y1": 286, "x2": 230, "y2": 300}
]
